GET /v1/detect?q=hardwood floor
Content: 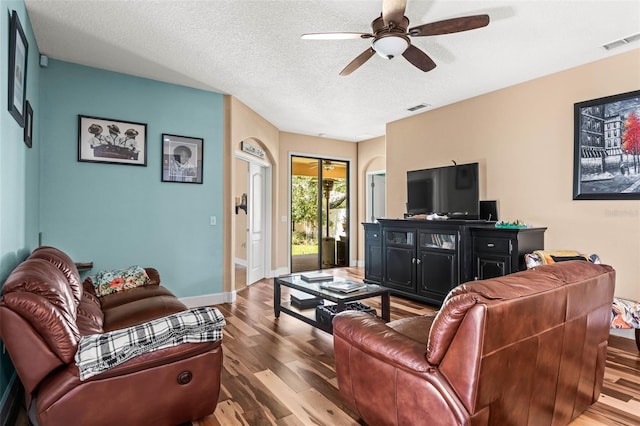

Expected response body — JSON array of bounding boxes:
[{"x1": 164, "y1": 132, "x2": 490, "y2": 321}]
[{"x1": 12, "y1": 267, "x2": 640, "y2": 425}]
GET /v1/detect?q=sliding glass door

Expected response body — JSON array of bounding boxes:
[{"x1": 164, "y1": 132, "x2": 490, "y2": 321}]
[{"x1": 291, "y1": 156, "x2": 348, "y2": 272}]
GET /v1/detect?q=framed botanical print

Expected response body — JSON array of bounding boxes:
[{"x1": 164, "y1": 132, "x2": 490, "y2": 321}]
[{"x1": 78, "y1": 115, "x2": 147, "y2": 166}]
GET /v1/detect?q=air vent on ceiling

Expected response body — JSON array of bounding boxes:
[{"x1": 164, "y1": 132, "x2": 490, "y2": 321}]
[
  {"x1": 407, "y1": 103, "x2": 430, "y2": 112},
  {"x1": 603, "y1": 32, "x2": 640, "y2": 51}
]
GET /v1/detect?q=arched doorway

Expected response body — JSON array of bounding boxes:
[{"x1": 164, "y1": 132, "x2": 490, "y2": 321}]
[{"x1": 235, "y1": 140, "x2": 272, "y2": 286}]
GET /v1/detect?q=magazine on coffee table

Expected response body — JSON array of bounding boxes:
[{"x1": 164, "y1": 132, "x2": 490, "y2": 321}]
[
  {"x1": 320, "y1": 280, "x2": 366, "y2": 293},
  {"x1": 300, "y1": 272, "x2": 334, "y2": 282}
]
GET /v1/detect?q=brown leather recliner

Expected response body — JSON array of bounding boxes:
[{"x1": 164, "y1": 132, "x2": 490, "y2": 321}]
[
  {"x1": 0, "y1": 246, "x2": 223, "y2": 426},
  {"x1": 333, "y1": 261, "x2": 615, "y2": 425}
]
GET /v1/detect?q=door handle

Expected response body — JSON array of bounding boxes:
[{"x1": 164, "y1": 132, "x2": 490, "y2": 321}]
[{"x1": 487, "y1": 243, "x2": 495, "y2": 248}]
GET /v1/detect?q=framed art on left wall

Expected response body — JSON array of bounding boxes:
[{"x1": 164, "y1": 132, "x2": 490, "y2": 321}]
[
  {"x1": 78, "y1": 115, "x2": 147, "y2": 166},
  {"x1": 8, "y1": 10, "x2": 28, "y2": 127},
  {"x1": 24, "y1": 100, "x2": 33, "y2": 148},
  {"x1": 161, "y1": 134, "x2": 203, "y2": 183}
]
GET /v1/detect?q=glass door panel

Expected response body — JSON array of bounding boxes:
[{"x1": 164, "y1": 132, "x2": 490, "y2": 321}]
[
  {"x1": 291, "y1": 156, "x2": 349, "y2": 272},
  {"x1": 291, "y1": 156, "x2": 320, "y2": 272}
]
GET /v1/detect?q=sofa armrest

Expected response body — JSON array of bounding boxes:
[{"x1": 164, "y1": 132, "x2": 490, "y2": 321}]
[
  {"x1": 75, "y1": 307, "x2": 225, "y2": 380},
  {"x1": 144, "y1": 267, "x2": 160, "y2": 286},
  {"x1": 333, "y1": 311, "x2": 433, "y2": 372}
]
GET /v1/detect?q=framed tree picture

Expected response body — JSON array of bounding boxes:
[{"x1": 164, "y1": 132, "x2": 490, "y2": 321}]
[
  {"x1": 573, "y1": 90, "x2": 640, "y2": 200},
  {"x1": 78, "y1": 115, "x2": 147, "y2": 166},
  {"x1": 7, "y1": 10, "x2": 28, "y2": 127},
  {"x1": 161, "y1": 134, "x2": 203, "y2": 184}
]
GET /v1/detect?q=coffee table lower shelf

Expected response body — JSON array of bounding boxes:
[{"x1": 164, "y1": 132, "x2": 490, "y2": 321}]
[
  {"x1": 274, "y1": 274, "x2": 390, "y2": 334},
  {"x1": 277, "y1": 302, "x2": 335, "y2": 334}
]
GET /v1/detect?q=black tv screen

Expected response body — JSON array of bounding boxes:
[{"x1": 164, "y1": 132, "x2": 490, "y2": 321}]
[{"x1": 406, "y1": 162, "x2": 479, "y2": 218}]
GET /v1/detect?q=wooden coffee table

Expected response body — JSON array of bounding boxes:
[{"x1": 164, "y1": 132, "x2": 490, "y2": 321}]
[{"x1": 274, "y1": 273, "x2": 390, "y2": 334}]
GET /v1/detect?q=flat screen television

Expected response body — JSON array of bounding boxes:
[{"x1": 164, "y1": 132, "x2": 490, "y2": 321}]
[{"x1": 406, "y1": 162, "x2": 479, "y2": 218}]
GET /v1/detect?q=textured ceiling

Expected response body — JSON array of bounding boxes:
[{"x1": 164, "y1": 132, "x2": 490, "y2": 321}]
[{"x1": 25, "y1": 0, "x2": 640, "y2": 142}]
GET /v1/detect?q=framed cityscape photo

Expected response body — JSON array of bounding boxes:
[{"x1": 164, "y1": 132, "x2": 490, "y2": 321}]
[
  {"x1": 573, "y1": 90, "x2": 640, "y2": 200},
  {"x1": 78, "y1": 115, "x2": 147, "y2": 166},
  {"x1": 161, "y1": 134, "x2": 203, "y2": 184},
  {"x1": 8, "y1": 10, "x2": 28, "y2": 127}
]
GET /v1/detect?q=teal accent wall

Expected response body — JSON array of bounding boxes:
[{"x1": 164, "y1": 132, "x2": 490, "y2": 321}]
[
  {"x1": 40, "y1": 60, "x2": 224, "y2": 299},
  {"x1": 0, "y1": 0, "x2": 40, "y2": 415}
]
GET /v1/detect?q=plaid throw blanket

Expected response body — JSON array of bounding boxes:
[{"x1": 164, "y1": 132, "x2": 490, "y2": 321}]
[{"x1": 75, "y1": 306, "x2": 226, "y2": 381}]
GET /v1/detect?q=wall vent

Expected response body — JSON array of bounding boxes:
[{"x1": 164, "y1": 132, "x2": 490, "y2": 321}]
[
  {"x1": 603, "y1": 32, "x2": 640, "y2": 51},
  {"x1": 407, "y1": 103, "x2": 430, "y2": 112}
]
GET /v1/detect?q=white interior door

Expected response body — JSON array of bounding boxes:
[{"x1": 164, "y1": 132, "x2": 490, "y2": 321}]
[
  {"x1": 367, "y1": 172, "x2": 386, "y2": 222},
  {"x1": 247, "y1": 163, "x2": 266, "y2": 284}
]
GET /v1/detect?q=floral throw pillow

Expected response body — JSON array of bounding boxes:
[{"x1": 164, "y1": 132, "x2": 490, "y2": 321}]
[{"x1": 92, "y1": 266, "x2": 150, "y2": 297}]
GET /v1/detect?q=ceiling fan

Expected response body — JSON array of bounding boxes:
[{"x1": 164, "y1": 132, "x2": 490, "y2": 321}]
[
  {"x1": 308, "y1": 160, "x2": 336, "y2": 171},
  {"x1": 301, "y1": 0, "x2": 489, "y2": 76}
]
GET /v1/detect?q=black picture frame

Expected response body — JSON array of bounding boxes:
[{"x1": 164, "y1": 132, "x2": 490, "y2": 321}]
[
  {"x1": 24, "y1": 100, "x2": 33, "y2": 148},
  {"x1": 573, "y1": 90, "x2": 640, "y2": 200},
  {"x1": 78, "y1": 115, "x2": 147, "y2": 166},
  {"x1": 8, "y1": 10, "x2": 28, "y2": 127},
  {"x1": 162, "y1": 134, "x2": 203, "y2": 184}
]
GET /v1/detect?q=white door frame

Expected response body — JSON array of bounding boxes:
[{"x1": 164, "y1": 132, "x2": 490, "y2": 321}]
[
  {"x1": 366, "y1": 169, "x2": 386, "y2": 223},
  {"x1": 235, "y1": 151, "x2": 272, "y2": 281}
]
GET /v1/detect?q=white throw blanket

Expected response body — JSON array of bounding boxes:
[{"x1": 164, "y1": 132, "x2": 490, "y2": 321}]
[{"x1": 75, "y1": 306, "x2": 226, "y2": 381}]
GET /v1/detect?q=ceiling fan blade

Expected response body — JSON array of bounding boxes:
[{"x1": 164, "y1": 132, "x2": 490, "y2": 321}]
[
  {"x1": 408, "y1": 14, "x2": 490, "y2": 37},
  {"x1": 402, "y1": 45, "x2": 436, "y2": 72},
  {"x1": 339, "y1": 48, "x2": 376, "y2": 76},
  {"x1": 382, "y1": 0, "x2": 407, "y2": 27},
  {"x1": 301, "y1": 32, "x2": 373, "y2": 40}
]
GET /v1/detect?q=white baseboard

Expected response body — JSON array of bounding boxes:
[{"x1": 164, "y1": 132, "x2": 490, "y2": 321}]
[
  {"x1": 272, "y1": 267, "x2": 289, "y2": 277},
  {"x1": 180, "y1": 291, "x2": 236, "y2": 307},
  {"x1": 356, "y1": 260, "x2": 364, "y2": 267}
]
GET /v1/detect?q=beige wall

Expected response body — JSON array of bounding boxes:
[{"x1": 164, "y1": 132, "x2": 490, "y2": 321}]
[
  {"x1": 386, "y1": 49, "x2": 640, "y2": 300},
  {"x1": 226, "y1": 96, "x2": 280, "y2": 293},
  {"x1": 356, "y1": 135, "x2": 386, "y2": 261},
  {"x1": 278, "y1": 132, "x2": 359, "y2": 270},
  {"x1": 225, "y1": 97, "x2": 359, "y2": 289},
  {"x1": 234, "y1": 158, "x2": 248, "y2": 262}
]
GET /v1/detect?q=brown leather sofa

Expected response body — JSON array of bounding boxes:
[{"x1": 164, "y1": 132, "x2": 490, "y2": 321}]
[
  {"x1": 333, "y1": 261, "x2": 615, "y2": 425},
  {"x1": 0, "y1": 246, "x2": 223, "y2": 426}
]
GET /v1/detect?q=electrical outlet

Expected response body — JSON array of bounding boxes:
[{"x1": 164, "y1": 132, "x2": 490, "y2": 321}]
[{"x1": 210, "y1": 216, "x2": 216, "y2": 226}]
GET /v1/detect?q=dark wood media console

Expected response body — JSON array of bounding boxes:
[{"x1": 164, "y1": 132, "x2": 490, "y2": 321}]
[{"x1": 363, "y1": 219, "x2": 546, "y2": 306}]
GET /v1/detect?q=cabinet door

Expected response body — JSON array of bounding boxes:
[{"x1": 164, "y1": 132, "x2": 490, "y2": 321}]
[
  {"x1": 474, "y1": 254, "x2": 512, "y2": 280},
  {"x1": 472, "y1": 234, "x2": 514, "y2": 279},
  {"x1": 384, "y1": 246, "x2": 416, "y2": 291},
  {"x1": 364, "y1": 226, "x2": 382, "y2": 283},
  {"x1": 417, "y1": 250, "x2": 458, "y2": 302},
  {"x1": 365, "y1": 243, "x2": 382, "y2": 283}
]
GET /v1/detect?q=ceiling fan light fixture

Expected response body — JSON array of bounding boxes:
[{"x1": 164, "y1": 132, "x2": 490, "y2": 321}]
[{"x1": 372, "y1": 36, "x2": 408, "y2": 59}]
